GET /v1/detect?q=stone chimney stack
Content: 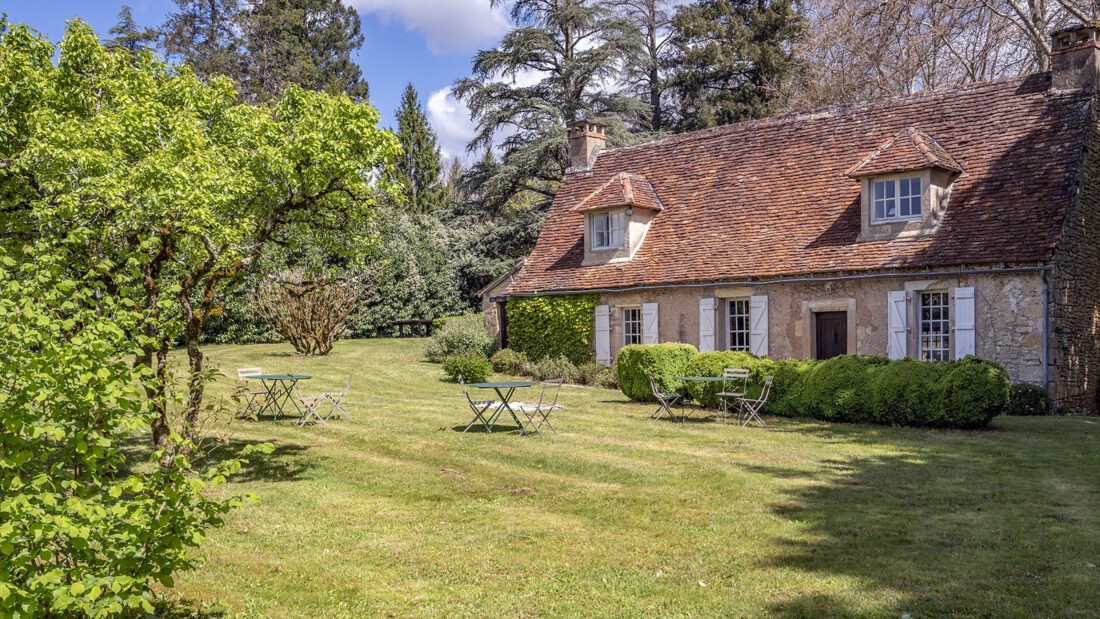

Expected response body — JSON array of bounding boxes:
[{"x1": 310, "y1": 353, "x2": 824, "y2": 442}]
[
  {"x1": 568, "y1": 120, "x2": 606, "y2": 172},
  {"x1": 1051, "y1": 24, "x2": 1100, "y2": 91}
]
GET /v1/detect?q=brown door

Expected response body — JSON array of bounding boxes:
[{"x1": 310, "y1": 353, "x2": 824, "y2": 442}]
[{"x1": 815, "y1": 312, "x2": 848, "y2": 360}]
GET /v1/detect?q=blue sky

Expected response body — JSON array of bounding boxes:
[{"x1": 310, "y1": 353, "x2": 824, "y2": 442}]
[{"x1": 3, "y1": 0, "x2": 511, "y2": 161}]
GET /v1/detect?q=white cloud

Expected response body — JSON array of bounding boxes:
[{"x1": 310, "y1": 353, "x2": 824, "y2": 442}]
[
  {"x1": 427, "y1": 87, "x2": 477, "y2": 162},
  {"x1": 349, "y1": 0, "x2": 511, "y2": 55}
]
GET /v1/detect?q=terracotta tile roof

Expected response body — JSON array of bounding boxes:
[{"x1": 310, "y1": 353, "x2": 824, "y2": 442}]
[
  {"x1": 573, "y1": 172, "x2": 664, "y2": 213},
  {"x1": 508, "y1": 73, "x2": 1092, "y2": 295},
  {"x1": 846, "y1": 127, "x2": 964, "y2": 177}
]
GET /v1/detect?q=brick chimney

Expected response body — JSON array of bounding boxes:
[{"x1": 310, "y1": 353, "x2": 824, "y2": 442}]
[
  {"x1": 1051, "y1": 24, "x2": 1100, "y2": 91},
  {"x1": 568, "y1": 120, "x2": 606, "y2": 172}
]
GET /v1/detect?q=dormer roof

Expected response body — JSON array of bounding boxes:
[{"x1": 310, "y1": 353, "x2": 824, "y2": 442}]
[
  {"x1": 572, "y1": 172, "x2": 664, "y2": 213},
  {"x1": 846, "y1": 127, "x2": 964, "y2": 178}
]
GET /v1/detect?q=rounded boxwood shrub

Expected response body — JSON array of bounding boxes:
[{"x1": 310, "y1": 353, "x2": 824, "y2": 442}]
[
  {"x1": 526, "y1": 354, "x2": 579, "y2": 382},
  {"x1": 616, "y1": 343, "x2": 698, "y2": 402},
  {"x1": 442, "y1": 352, "x2": 493, "y2": 383},
  {"x1": 425, "y1": 314, "x2": 496, "y2": 363},
  {"x1": 869, "y1": 358, "x2": 949, "y2": 426},
  {"x1": 577, "y1": 361, "x2": 615, "y2": 387},
  {"x1": 798, "y1": 355, "x2": 887, "y2": 422},
  {"x1": 490, "y1": 348, "x2": 528, "y2": 375},
  {"x1": 765, "y1": 357, "x2": 816, "y2": 417},
  {"x1": 935, "y1": 356, "x2": 1009, "y2": 428},
  {"x1": 681, "y1": 351, "x2": 776, "y2": 408},
  {"x1": 1004, "y1": 383, "x2": 1048, "y2": 416}
]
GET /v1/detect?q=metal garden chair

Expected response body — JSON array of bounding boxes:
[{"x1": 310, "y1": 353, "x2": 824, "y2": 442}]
[
  {"x1": 236, "y1": 367, "x2": 267, "y2": 416},
  {"x1": 737, "y1": 375, "x2": 774, "y2": 427},
  {"x1": 717, "y1": 368, "x2": 750, "y2": 423},
  {"x1": 293, "y1": 385, "x2": 328, "y2": 427},
  {"x1": 647, "y1": 371, "x2": 683, "y2": 421},
  {"x1": 517, "y1": 379, "x2": 564, "y2": 437},
  {"x1": 320, "y1": 374, "x2": 352, "y2": 421},
  {"x1": 460, "y1": 377, "x2": 502, "y2": 433}
]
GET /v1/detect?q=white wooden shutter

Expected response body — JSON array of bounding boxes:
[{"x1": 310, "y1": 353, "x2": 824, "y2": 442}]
[
  {"x1": 749, "y1": 295, "x2": 769, "y2": 357},
  {"x1": 954, "y1": 287, "x2": 975, "y2": 359},
  {"x1": 698, "y1": 298, "x2": 716, "y2": 352},
  {"x1": 642, "y1": 302, "x2": 659, "y2": 345},
  {"x1": 595, "y1": 304, "x2": 611, "y2": 365},
  {"x1": 887, "y1": 290, "x2": 907, "y2": 359}
]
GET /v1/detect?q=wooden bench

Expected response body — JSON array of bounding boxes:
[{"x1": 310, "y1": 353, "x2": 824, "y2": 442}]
[{"x1": 389, "y1": 319, "x2": 434, "y2": 338}]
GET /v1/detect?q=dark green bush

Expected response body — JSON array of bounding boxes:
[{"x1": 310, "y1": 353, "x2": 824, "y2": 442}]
[
  {"x1": 424, "y1": 314, "x2": 495, "y2": 363},
  {"x1": 766, "y1": 358, "x2": 816, "y2": 416},
  {"x1": 527, "y1": 354, "x2": 579, "y2": 382},
  {"x1": 935, "y1": 356, "x2": 1009, "y2": 428},
  {"x1": 577, "y1": 362, "x2": 615, "y2": 387},
  {"x1": 491, "y1": 348, "x2": 528, "y2": 375},
  {"x1": 442, "y1": 352, "x2": 493, "y2": 383},
  {"x1": 616, "y1": 343, "x2": 699, "y2": 402},
  {"x1": 681, "y1": 351, "x2": 776, "y2": 408},
  {"x1": 798, "y1": 355, "x2": 887, "y2": 422},
  {"x1": 869, "y1": 359, "x2": 949, "y2": 426},
  {"x1": 1004, "y1": 383, "x2": 1049, "y2": 416}
]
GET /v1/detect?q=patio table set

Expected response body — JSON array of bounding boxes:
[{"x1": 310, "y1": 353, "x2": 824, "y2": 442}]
[
  {"x1": 649, "y1": 369, "x2": 773, "y2": 427},
  {"x1": 237, "y1": 368, "x2": 351, "y2": 426},
  {"x1": 460, "y1": 379, "x2": 563, "y2": 438}
]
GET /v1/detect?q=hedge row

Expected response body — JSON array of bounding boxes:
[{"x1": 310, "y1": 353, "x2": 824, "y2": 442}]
[
  {"x1": 506, "y1": 294, "x2": 600, "y2": 365},
  {"x1": 616, "y1": 345, "x2": 1011, "y2": 429}
]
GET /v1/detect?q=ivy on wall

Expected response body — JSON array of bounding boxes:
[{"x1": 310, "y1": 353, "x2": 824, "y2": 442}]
[{"x1": 506, "y1": 294, "x2": 600, "y2": 365}]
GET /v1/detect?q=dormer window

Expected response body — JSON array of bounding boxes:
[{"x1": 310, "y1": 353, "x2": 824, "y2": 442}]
[
  {"x1": 592, "y1": 209, "x2": 625, "y2": 250},
  {"x1": 872, "y1": 176, "x2": 922, "y2": 222}
]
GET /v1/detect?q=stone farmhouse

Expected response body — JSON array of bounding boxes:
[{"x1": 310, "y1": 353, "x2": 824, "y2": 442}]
[{"x1": 488, "y1": 25, "x2": 1100, "y2": 413}]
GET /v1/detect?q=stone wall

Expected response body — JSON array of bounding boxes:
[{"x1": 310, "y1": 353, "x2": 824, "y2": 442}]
[
  {"x1": 597, "y1": 269, "x2": 1046, "y2": 387},
  {"x1": 1050, "y1": 99, "x2": 1100, "y2": 414}
]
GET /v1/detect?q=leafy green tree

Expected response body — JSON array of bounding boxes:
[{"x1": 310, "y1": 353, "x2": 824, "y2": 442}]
[
  {"x1": 160, "y1": 0, "x2": 246, "y2": 82},
  {"x1": 240, "y1": 0, "x2": 370, "y2": 101},
  {"x1": 0, "y1": 21, "x2": 399, "y2": 448},
  {"x1": 0, "y1": 243, "x2": 268, "y2": 616},
  {"x1": 105, "y1": 5, "x2": 158, "y2": 58},
  {"x1": 666, "y1": 0, "x2": 803, "y2": 131},
  {"x1": 390, "y1": 83, "x2": 445, "y2": 213}
]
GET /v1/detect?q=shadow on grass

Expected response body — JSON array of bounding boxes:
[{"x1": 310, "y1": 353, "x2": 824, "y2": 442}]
[
  {"x1": 744, "y1": 419, "x2": 1100, "y2": 617},
  {"x1": 120, "y1": 435, "x2": 314, "y2": 483},
  {"x1": 149, "y1": 595, "x2": 229, "y2": 618},
  {"x1": 449, "y1": 423, "x2": 524, "y2": 434}
]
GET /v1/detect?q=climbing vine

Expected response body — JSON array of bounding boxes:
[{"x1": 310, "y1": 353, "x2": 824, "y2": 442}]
[{"x1": 506, "y1": 294, "x2": 600, "y2": 365}]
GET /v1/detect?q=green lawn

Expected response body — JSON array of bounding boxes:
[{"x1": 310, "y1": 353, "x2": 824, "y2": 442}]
[{"x1": 163, "y1": 338, "x2": 1100, "y2": 618}]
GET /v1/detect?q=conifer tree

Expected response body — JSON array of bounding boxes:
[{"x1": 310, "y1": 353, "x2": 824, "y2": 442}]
[
  {"x1": 105, "y1": 5, "x2": 157, "y2": 58},
  {"x1": 391, "y1": 83, "x2": 445, "y2": 213}
]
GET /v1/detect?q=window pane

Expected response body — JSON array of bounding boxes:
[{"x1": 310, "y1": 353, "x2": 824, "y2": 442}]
[
  {"x1": 623, "y1": 308, "x2": 641, "y2": 346},
  {"x1": 874, "y1": 201, "x2": 884, "y2": 220},
  {"x1": 728, "y1": 300, "x2": 750, "y2": 351}
]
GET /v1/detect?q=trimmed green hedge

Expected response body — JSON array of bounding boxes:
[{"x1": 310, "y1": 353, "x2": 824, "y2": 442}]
[
  {"x1": 616, "y1": 347, "x2": 1010, "y2": 429},
  {"x1": 507, "y1": 294, "x2": 600, "y2": 365},
  {"x1": 616, "y1": 343, "x2": 699, "y2": 403}
]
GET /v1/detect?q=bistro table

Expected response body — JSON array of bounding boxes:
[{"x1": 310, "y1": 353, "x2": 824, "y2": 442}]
[
  {"x1": 251, "y1": 374, "x2": 312, "y2": 421},
  {"x1": 466, "y1": 381, "x2": 538, "y2": 434},
  {"x1": 673, "y1": 376, "x2": 743, "y2": 420}
]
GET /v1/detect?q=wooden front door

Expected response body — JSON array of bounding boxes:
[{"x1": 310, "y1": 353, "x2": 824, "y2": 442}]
[{"x1": 815, "y1": 312, "x2": 848, "y2": 360}]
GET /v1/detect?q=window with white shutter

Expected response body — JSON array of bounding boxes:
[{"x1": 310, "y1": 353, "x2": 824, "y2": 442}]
[
  {"x1": 642, "y1": 302, "x2": 659, "y2": 345},
  {"x1": 887, "y1": 290, "x2": 907, "y2": 359},
  {"x1": 595, "y1": 305, "x2": 611, "y2": 365},
  {"x1": 699, "y1": 298, "x2": 716, "y2": 352},
  {"x1": 749, "y1": 295, "x2": 769, "y2": 357},
  {"x1": 953, "y1": 287, "x2": 975, "y2": 359}
]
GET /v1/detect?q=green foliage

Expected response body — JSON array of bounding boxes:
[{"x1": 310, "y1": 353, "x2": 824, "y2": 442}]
[
  {"x1": 506, "y1": 295, "x2": 600, "y2": 365},
  {"x1": 798, "y1": 355, "x2": 887, "y2": 422},
  {"x1": 1005, "y1": 383, "x2": 1049, "y2": 416},
  {"x1": 667, "y1": 0, "x2": 803, "y2": 130},
  {"x1": 869, "y1": 358, "x2": 948, "y2": 426},
  {"x1": 617, "y1": 343, "x2": 699, "y2": 403},
  {"x1": 577, "y1": 362, "x2": 617, "y2": 388},
  {"x1": 0, "y1": 248, "x2": 267, "y2": 617},
  {"x1": 527, "y1": 355, "x2": 580, "y2": 382},
  {"x1": 681, "y1": 350, "x2": 777, "y2": 408},
  {"x1": 443, "y1": 352, "x2": 493, "y2": 384},
  {"x1": 491, "y1": 348, "x2": 529, "y2": 375},
  {"x1": 765, "y1": 357, "x2": 815, "y2": 416},
  {"x1": 389, "y1": 83, "x2": 445, "y2": 213},
  {"x1": 424, "y1": 314, "x2": 496, "y2": 363},
  {"x1": 935, "y1": 357, "x2": 1010, "y2": 429}
]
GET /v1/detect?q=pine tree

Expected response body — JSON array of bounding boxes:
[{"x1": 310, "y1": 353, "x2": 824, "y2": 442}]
[
  {"x1": 105, "y1": 5, "x2": 158, "y2": 58},
  {"x1": 391, "y1": 83, "x2": 445, "y2": 213},
  {"x1": 666, "y1": 0, "x2": 803, "y2": 131},
  {"x1": 160, "y1": 0, "x2": 246, "y2": 82}
]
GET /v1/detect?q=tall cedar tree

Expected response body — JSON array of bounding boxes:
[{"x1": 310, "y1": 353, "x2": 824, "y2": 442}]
[
  {"x1": 453, "y1": 0, "x2": 642, "y2": 213},
  {"x1": 105, "y1": 5, "x2": 158, "y2": 58},
  {"x1": 391, "y1": 83, "x2": 445, "y2": 213},
  {"x1": 667, "y1": 0, "x2": 803, "y2": 131},
  {"x1": 241, "y1": 0, "x2": 369, "y2": 101},
  {"x1": 160, "y1": 0, "x2": 246, "y2": 82},
  {"x1": 615, "y1": 0, "x2": 676, "y2": 132}
]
